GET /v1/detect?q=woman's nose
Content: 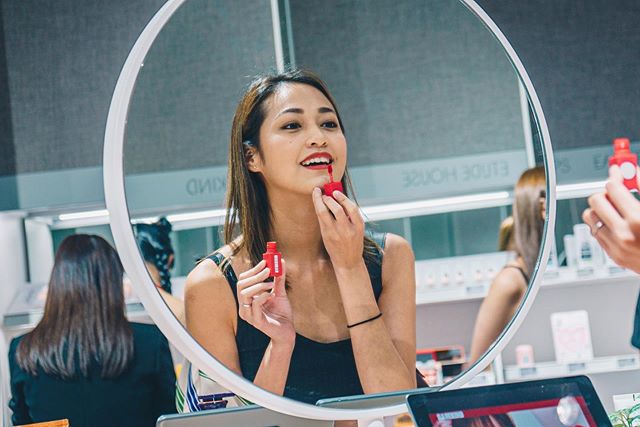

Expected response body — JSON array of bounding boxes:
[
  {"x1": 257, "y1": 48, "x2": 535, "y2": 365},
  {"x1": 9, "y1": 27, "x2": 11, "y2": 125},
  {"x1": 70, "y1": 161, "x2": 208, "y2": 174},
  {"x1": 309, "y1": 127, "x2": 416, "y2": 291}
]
[{"x1": 306, "y1": 128, "x2": 328, "y2": 147}]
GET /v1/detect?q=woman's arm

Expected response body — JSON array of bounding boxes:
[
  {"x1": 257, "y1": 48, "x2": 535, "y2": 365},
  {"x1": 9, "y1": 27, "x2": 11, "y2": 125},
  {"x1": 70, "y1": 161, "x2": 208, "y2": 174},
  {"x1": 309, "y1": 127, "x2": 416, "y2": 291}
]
[
  {"x1": 343, "y1": 234, "x2": 417, "y2": 392},
  {"x1": 468, "y1": 268, "x2": 526, "y2": 364},
  {"x1": 312, "y1": 188, "x2": 416, "y2": 392},
  {"x1": 184, "y1": 259, "x2": 294, "y2": 396},
  {"x1": 158, "y1": 288, "x2": 185, "y2": 326}
]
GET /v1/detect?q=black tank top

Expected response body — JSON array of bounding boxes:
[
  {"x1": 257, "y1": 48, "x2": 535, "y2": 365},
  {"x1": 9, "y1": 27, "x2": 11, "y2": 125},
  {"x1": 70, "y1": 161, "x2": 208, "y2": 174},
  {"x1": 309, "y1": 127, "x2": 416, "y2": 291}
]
[{"x1": 208, "y1": 232, "x2": 386, "y2": 404}]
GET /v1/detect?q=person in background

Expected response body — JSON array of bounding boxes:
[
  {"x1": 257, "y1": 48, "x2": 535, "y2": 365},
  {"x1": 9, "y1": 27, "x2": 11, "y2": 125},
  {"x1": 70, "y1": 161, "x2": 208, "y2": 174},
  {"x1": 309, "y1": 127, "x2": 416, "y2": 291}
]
[
  {"x1": 469, "y1": 166, "x2": 546, "y2": 363},
  {"x1": 8, "y1": 234, "x2": 175, "y2": 426},
  {"x1": 583, "y1": 164, "x2": 640, "y2": 348},
  {"x1": 134, "y1": 217, "x2": 185, "y2": 325}
]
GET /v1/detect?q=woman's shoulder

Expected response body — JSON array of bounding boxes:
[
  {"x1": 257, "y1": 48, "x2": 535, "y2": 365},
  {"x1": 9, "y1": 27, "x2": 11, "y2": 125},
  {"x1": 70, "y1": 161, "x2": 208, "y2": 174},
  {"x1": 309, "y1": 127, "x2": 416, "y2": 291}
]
[
  {"x1": 381, "y1": 233, "x2": 415, "y2": 263},
  {"x1": 184, "y1": 243, "x2": 244, "y2": 315},
  {"x1": 185, "y1": 244, "x2": 236, "y2": 290},
  {"x1": 9, "y1": 334, "x2": 25, "y2": 353},
  {"x1": 488, "y1": 265, "x2": 528, "y2": 301},
  {"x1": 379, "y1": 233, "x2": 415, "y2": 290},
  {"x1": 8, "y1": 334, "x2": 26, "y2": 367}
]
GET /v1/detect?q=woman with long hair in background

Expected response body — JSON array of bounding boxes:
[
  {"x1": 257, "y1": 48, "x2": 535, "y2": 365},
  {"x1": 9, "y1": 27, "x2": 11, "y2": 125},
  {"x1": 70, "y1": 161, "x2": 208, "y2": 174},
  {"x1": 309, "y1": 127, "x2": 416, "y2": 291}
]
[
  {"x1": 469, "y1": 166, "x2": 546, "y2": 363},
  {"x1": 9, "y1": 234, "x2": 175, "y2": 426}
]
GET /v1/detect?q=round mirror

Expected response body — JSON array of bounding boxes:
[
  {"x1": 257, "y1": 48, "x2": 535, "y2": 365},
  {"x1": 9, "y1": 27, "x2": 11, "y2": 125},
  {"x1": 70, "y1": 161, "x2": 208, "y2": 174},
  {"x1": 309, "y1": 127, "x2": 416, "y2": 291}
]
[{"x1": 104, "y1": 0, "x2": 556, "y2": 421}]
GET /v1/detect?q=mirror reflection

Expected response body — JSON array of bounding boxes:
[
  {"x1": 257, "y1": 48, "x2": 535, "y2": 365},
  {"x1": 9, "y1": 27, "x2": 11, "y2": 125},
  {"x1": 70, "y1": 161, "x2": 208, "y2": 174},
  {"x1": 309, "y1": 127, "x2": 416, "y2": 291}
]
[
  {"x1": 469, "y1": 167, "x2": 545, "y2": 364},
  {"x1": 122, "y1": 0, "x2": 549, "y2": 408}
]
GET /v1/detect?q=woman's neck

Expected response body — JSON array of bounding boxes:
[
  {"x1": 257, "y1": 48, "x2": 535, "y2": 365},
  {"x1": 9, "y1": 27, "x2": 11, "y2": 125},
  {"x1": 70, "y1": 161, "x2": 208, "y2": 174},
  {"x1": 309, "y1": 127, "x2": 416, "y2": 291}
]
[{"x1": 267, "y1": 190, "x2": 327, "y2": 261}]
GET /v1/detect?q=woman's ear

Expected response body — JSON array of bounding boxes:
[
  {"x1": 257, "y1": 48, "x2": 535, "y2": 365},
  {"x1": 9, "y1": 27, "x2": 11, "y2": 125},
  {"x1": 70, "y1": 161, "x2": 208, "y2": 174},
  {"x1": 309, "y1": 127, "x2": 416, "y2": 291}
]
[{"x1": 244, "y1": 142, "x2": 262, "y2": 172}]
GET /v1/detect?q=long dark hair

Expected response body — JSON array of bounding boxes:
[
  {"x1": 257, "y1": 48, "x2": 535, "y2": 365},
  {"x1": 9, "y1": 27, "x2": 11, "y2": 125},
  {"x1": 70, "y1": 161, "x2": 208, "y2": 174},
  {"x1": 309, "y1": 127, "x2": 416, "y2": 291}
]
[
  {"x1": 16, "y1": 234, "x2": 133, "y2": 380},
  {"x1": 134, "y1": 217, "x2": 174, "y2": 293},
  {"x1": 513, "y1": 166, "x2": 546, "y2": 276},
  {"x1": 224, "y1": 68, "x2": 379, "y2": 265}
]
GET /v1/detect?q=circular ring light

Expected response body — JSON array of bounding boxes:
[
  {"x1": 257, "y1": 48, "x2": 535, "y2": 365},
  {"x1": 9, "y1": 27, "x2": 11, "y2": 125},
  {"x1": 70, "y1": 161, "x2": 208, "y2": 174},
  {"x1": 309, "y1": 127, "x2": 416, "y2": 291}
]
[{"x1": 103, "y1": 0, "x2": 556, "y2": 421}]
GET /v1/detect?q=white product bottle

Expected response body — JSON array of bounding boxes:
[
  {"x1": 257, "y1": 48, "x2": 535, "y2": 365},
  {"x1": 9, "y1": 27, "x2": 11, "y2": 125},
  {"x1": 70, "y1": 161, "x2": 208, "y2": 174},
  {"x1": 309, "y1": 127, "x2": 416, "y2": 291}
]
[
  {"x1": 563, "y1": 234, "x2": 577, "y2": 268},
  {"x1": 573, "y1": 224, "x2": 595, "y2": 270},
  {"x1": 588, "y1": 234, "x2": 604, "y2": 267},
  {"x1": 547, "y1": 236, "x2": 559, "y2": 270}
]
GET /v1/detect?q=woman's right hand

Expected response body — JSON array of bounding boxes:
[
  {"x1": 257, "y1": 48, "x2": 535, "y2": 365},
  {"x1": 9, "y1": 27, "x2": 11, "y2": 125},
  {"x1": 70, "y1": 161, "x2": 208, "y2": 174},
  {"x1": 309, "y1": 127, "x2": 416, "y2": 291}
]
[
  {"x1": 583, "y1": 165, "x2": 640, "y2": 274},
  {"x1": 236, "y1": 259, "x2": 295, "y2": 346}
]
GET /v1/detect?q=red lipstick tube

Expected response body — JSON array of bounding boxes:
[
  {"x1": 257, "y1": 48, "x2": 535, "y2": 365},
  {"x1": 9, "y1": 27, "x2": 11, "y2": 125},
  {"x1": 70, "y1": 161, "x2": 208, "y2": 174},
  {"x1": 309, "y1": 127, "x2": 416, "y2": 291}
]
[
  {"x1": 263, "y1": 241, "x2": 283, "y2": 278},
  {"x1": 322, "y1": 164, "x2": 343, "y2": 199},
  {"x1": 609, "y1": 137, "x2": 638, "y2": 191}
]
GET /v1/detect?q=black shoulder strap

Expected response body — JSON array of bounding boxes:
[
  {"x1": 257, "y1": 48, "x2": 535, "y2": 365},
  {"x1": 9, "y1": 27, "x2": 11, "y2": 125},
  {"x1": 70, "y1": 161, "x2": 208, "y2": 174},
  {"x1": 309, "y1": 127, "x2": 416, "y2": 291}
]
[
  {"x1": 208, "y1": 252, "x2": 240, "y2": 308},
  {"x1": 503, "y1": 265, "x2": 529, "y2": 283},
  {"x1": 365, "y1": 230, "x2": 387, "y2": 299}
]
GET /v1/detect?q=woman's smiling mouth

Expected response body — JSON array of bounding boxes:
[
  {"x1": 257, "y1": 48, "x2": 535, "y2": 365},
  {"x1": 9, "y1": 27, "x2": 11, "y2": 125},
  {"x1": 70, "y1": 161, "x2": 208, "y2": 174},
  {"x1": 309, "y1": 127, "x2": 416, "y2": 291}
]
[{"x1": 300, "y1": 152, "x2": 333, "y2": 169}]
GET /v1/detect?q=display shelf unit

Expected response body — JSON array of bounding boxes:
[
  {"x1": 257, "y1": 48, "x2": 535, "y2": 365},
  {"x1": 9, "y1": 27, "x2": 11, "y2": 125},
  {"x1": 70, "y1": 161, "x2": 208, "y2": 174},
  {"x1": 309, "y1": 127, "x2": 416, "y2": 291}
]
[
  {"x1": 504, "y1": 354, "x2": 640, "y2": 382},
  {"x1": 461, "y1": 371, "x2": 497, "y2": 388},
  {"x1": 416, "y1": 264, "x2": 639, "y2": 306}
]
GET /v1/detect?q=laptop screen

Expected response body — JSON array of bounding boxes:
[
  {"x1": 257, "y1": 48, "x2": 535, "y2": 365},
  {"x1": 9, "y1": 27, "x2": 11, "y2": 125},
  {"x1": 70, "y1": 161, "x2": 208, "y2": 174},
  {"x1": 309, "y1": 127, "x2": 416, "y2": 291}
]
[{"x1": 406, "y1": 376, "x2": 611, "y2": 427}]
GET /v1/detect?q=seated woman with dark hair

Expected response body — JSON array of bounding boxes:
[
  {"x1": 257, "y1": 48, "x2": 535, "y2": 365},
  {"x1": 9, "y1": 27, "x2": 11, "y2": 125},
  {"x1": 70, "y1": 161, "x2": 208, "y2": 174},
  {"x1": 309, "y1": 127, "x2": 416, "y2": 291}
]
[
  {"x1": 134, "y1": 217, "x2": 185, "y2": 324},
  {"x1": 8, "y1": 234, "x2": 176, "y2": 426}
]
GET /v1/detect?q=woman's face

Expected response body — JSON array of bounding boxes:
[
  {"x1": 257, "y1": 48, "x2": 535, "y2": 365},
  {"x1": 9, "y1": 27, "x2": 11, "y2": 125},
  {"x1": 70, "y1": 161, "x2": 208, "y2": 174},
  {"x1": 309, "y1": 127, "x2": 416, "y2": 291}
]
[{"x1": 247, "y1": 83, "x2": 347, "y2": 196}]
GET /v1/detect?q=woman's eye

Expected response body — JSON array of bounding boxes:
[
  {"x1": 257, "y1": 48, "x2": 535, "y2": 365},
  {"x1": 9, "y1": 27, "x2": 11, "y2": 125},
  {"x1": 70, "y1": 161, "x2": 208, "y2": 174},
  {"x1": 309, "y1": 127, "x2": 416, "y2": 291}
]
[
  {"x1": 322, "y1": 121, "x2": 338, "y2": 129},
  {"x1": 282, "y1": 122, "x2": 301, "y2": 130}
]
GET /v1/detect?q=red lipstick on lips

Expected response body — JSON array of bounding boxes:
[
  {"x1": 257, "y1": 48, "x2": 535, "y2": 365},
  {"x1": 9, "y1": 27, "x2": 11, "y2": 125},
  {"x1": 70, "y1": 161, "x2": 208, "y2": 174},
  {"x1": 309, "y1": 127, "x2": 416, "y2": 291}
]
[{"x1": 322, "y1": 164, "x2": 343, "y2": 200}]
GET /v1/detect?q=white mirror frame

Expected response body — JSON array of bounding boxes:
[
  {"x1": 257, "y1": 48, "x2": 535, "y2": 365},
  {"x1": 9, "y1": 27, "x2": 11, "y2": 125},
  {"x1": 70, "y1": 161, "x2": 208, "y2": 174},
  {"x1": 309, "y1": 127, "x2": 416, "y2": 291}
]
[{"x1": 103, "y1": 0, "x2": 556, "y2": 421}]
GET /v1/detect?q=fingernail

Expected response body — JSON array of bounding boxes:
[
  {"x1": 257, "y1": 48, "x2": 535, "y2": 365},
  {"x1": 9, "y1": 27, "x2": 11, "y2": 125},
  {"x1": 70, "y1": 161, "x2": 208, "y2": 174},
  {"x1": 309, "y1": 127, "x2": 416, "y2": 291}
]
[{"x1": 333, "y1": 190, "x2": 344, "y2": 198}]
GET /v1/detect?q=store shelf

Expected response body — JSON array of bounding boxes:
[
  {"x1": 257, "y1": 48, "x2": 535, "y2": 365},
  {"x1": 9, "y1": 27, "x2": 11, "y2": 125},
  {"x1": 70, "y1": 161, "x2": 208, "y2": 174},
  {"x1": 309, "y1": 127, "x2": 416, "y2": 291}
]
[
  {"x1": 415, "y1": 263, "x2": 639, "y2": 306},
  {"x1": 461, "y1": 371, "x2": 497, "y2": 388},
  {"x1": 504, "y1": 354, "x2": 640, "y2": 382},
  {"x1": 541, "y1": 266, "x2": 639, "y2": 289}
]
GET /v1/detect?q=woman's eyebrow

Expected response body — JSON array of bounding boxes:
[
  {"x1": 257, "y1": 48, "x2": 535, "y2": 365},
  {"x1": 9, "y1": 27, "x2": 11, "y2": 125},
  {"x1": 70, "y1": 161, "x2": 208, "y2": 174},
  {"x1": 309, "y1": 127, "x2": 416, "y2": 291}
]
[
  {"x1": 276, "y1": 106, "x2": 335, "y2": 118},
  {"x1": 277, "y1": 107, "x2": 303, "y2": 117}
]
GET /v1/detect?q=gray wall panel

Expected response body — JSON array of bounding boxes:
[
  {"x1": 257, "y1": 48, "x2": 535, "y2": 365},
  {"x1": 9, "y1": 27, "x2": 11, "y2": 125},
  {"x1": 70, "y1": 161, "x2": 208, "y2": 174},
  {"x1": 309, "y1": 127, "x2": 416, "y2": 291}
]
[
  {"x1": 475, "y1": 0, "x2": 640, "y2": 150},
  {"x1": 289, "y1": 0, "x2": 525, "y2": 166},
  {"x1": 124, "y1": 0, "x2": 276, "y2": 173},
  {"x1": 0, "y1": 3, "x2": 15, "y2": 179},
  {"x1": 2, "y1": 0, "x2": 167, "y2": 174}
]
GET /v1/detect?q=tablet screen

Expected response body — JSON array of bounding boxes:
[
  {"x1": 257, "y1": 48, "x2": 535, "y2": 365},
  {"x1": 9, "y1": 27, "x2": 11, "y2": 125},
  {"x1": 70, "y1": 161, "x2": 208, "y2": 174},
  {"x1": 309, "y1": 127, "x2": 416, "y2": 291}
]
[{"x1": 407, "y1": 376, "x2": 610, "y2": 427}]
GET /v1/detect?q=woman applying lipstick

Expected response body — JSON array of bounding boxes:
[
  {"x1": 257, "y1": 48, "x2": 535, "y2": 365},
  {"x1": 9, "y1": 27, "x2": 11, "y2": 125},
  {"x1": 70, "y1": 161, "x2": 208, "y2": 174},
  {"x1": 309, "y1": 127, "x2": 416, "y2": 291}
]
[{"x1": 184, "y1": 69, "x2": 417, "y2": 403}]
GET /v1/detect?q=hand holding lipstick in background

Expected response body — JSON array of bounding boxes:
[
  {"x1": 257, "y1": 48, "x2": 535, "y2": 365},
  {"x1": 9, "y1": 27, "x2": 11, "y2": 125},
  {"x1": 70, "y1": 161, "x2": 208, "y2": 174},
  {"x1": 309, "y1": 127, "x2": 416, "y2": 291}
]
[
  {"x1": 312, "y1": 187, "x2": 365, "y2": 270},
  {"x1": 582, "y1": 165, "x2": 640, "y2": 274}
]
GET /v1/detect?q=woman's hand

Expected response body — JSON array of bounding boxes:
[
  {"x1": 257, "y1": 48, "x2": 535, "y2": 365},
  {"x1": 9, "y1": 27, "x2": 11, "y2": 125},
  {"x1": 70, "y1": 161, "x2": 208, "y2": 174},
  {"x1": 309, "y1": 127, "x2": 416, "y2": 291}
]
[
  {"x1": 582, "y1": 165, "x2": 640, "y2": 274},
  {"x1": 236, "y1": 259, "x2": 295, "y2": 345},
  {"x1": 312, "y1": 187, "x2": 365, "y2": 270}
]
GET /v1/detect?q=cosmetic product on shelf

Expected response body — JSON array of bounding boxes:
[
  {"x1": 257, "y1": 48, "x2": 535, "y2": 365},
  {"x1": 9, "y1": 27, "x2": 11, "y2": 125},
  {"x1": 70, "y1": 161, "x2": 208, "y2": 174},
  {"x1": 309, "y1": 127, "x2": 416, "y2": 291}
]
[
  {"x1": 573, "y1": 224, "x2": 596, "y2": 274},
  {"x1": 550, "y1": 310, "x2": 594, "y2": 364},
  {"x1": 563, "y1": 234, "x2": 577, "y2": 268}
]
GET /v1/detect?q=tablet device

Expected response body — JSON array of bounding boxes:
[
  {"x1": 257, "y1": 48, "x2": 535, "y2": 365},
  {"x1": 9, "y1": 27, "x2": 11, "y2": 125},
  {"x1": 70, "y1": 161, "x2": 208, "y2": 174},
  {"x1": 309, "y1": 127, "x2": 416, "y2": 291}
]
[
  {"x1": 156, "y1": 404, "x2": 332, "y2": 427},
  {"x1": 406, "y1": 375, "x2": 610, "y2": 427},
  {"x1": 316, "y1": 386, "x2": 439, "y2": 410}
]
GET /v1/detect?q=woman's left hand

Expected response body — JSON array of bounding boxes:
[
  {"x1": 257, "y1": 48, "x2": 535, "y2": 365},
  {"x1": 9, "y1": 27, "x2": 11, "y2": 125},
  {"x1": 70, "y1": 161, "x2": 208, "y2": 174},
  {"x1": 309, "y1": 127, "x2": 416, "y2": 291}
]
[{"x1": 312, "y1": 187, "x2": 364, "y2": 269}]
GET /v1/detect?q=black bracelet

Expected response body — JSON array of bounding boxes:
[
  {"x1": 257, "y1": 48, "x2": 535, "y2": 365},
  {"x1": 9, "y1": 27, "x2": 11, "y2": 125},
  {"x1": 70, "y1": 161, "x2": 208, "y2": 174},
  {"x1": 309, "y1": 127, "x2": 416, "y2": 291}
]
[{"x1": 347, "y1": 312, "x2": 383, "y2": 329}]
